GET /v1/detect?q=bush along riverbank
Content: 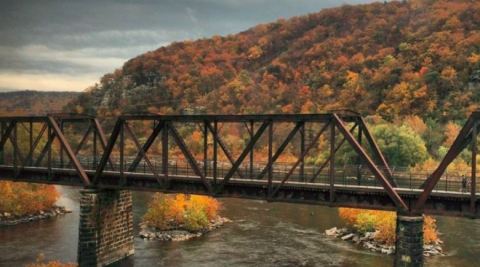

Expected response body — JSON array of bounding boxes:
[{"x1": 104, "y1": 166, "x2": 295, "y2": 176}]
[
  {"x1": 139, "y1": 193, "x2": 231, "y2": 241},
  {"x1": 0, "y1": 206, "x2": 72, "y2": 226},
  {"x1": 0, "y1": 181, "x2": 70, "y2": 226},
  {"x1": 326, "y1": 208, "x2": 444, "y2": 257}
]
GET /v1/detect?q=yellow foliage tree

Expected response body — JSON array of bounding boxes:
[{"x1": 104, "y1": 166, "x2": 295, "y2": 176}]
[{"x1": 143, "y1": 193, "x2": 220, "y2": 231}]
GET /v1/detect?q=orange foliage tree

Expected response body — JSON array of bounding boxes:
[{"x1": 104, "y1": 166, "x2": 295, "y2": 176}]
[{"x1": 0, "y1": 181, "x2": 59, "y2": 216}]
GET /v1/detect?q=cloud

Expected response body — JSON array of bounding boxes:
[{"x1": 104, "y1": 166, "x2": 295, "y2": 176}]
[
  {"x1": 0, "y1": 72, "x2": 99, "y2": 91},
  {"x1": 0, "y1": 0, "x2": 379, "y2": 91},
  {"x1": 13, "y1": 45, "x2": 125, "y2": 70}
]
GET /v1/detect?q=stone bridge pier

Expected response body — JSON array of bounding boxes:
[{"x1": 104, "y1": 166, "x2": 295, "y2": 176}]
[
  {"x1": 78, "y1": 189, "x2": 134, "y2": 267},
  {"x1": 394, "y1": 213, "x2": 424, "y2": 267}
]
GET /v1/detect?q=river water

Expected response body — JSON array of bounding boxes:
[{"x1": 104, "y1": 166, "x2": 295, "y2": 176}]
[{"x1": 0, "y1": 186, "x2": 478, "y2": 267}]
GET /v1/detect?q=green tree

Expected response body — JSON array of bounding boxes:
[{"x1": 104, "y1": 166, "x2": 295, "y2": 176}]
[
  {"x1": 337, "y1": 123, "x2": 428, "y2": 167},
  {"x1": 372, "y1": 124, "x2": 428, "y2": 167}
]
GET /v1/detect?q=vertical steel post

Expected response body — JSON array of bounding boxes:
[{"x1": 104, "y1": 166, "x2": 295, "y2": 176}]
[
  {"x1": 357, "y1": 125, "x2": 363, "y2": 185},
  {"x1": 47, "y1": 123, "x2": 52, "y2": 178},
  {"x1": 204, "y1": 121, "x2": 208, "y2": 176},
  {"x1": 249, "y1": 120, "x2": 254, "y2": 179},
  {"x1": 120, "y1": 121, "x2": 125, "y2": 184},
  {"x1": 213, "y1": 121, "x2": 218, "y2": 186},
  {"x1": 0, "y1": 122, "x2": 4, "y2": 164},
  {"x1": 162, "y1": 121, "x2": 169, "y2": 181},
  {"x1": 300, "y1": 122, "x2": 305, "y2": 182},
  {"x1": 13, "y1": 121, "x2": 17, "y2": 173},
  {"x1": 60, "y1": 120, "x2": 64, "y2": 168},
  {"x1": 93, "y1": 123, "x2": 97, "y2": 169},
  {"x1": 329, "y1": 122, "x2": 335, "y2": 203},
  {"x1": 268, "y1": 121, "x2": 273, "y2": 194},
  {"x1": 29, "y1": 121, "x2": 33, "y2": 166},
  {"x1": 471, "y1": 122, "x2": 477, "y2": 215}
]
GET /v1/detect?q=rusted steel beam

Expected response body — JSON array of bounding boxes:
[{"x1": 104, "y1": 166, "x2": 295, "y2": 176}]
[
  {"x1": 34, "y1": 131, "x2": 55, "y2": 166},
  {"x1": 73, "y1": 124, "x2": 92, "y2": 156},
  {"x1": 256, "y1": 122, "x2": 303, "y2": 180},
  {"x1": 333, "y1": 114, "x2": 408, "y2": 211},
  {"x1": 13, "y1": 122, "x2": 17, "y2": 172},
  {"x1": 243, "y1": 121, "x2": 255, "y2": 178},
  {"x1": 119, "y1": 121, "x2": 125, "y2": 184},
  {"x1": 59, "y1": 121, "x2": 64, "y2": 168},
  {"x1": 270, "y1": 121, "x2": 331, "y2": 197},
  {"x1": 219, "y1": 121, "x2": 270, "y2": 191},
  {"x1": 127, "y1": 121, "x2": 164, "y2": 172},
  {"x1": 329, "y1": 122, "x2": 335, "y2": 203},
  {"x1": 162, "y1": 122, "x2": 169, "y2": 183},
  {"x1": 471, "y1": 122, "x2": 477, "y2": 216},
  {"x1": 48, "y1": 116, "x2": 90, "y2": 186},
  {"x1": 124, "y1": 122, "x2": 165, "y2": 186},
  {"x1": 310, "y1": 123, "x2": 358, "y2": 182},
  {"x1": 29, "y1": 122, "x2": 33, "y2": 162},
  {"x1": 267, "y1": 122, "x2": 273, "y2": 194},
  {"x1": 415, "y1": 116, "x2": 475, "y2": 211},
  {"x1": 8, "y1": 123, "x2": 27, "y2": 166},
  {"x1": 0, "y1": 122, "x2": 15, "y2": 149},
  {"x1": 203, "y1": 121, "x2": 208, "y2": 176},
  {"x1": 119, "y1": 113, "x2": 359, "y2": 123},
  {"x1": 300, "y1": 123, "x2": 305, "y2": 181},
  {"x1": 93, "y1": 119, "x2": 123, "y2": 184},
  {"x1": 93, "y1": 126, "x2": 97, "y2": 168},
  {"x1": 19, "y1": 123, "x2": 47, "y2": 168},
  {"x1": 359, "y1": 117, "x2": 395, "y2": 185},
  {"x1": 47, "y1": 124, "x2": 52, "y2": 177},
  {"x1": 356, "y1": 125, "x2": 363, "y2": 185},
  {"x1": 169, "y1": 122, "x2": 213, "y2": 193},
  {"x1": 206, "y1": 122, "x2": 245, "y2": 178},
  {"x1": 92, "y1": 119, "x2": 114, "y2": 169},
  {"x1": 15, "y1": 127, "x2": 47, "y2": 177},
  {"x1": 212, "y1": 121, "x2": 218, "y2": 186},
  {"x1": 0, "y1": 115, "x2": 86, "y2": 123},
  {"x1": 249, "y1": 121, "x2": 254, "y2": 178},
  {"x1": 0, "y1": 122, "x2": 4, "y2": 164}
]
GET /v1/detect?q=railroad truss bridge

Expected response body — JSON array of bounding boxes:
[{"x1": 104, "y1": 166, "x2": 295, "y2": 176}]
[{"x1": 0, "y1": 111, "x2": 478, "y2": 267}]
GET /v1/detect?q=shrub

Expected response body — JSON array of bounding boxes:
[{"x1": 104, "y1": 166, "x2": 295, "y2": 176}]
[
  {"x1": 354, "y1": 212, "x2": 376, "y2": 233},
  {"x1": 338, "y1": 208, "x2": 439, "y2": 245},
  {"x1": 143, "y1": 193, "x2": 220, "y2": 231},
  {"x1": 142, "y1": 193, "x2": 172, "y2": 230},
  {"x1": 184, "y1": 202, "x2": 209, "y2": 231},
  {"x1": 0, "y1": 181, "x2": 59, "y2": 216}
]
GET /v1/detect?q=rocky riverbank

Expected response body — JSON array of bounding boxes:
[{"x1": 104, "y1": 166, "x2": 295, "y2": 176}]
[
  {"x1": 0, "y1": 206, "x2": 72, "y2": 226},
  {"x1": 139, "y1": 216, "x2": 232, "y2": 241},
  {"x1": 325, "y1": 227, "x2": 444, "y2": 257}
]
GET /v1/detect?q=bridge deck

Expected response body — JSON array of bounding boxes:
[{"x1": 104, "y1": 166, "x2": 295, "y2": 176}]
[{"x1": 0, "y1": 163, "x2": 478, "y2": 219}]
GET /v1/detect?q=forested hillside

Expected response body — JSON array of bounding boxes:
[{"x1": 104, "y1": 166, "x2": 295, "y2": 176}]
[
  {"x1": 66, "y1": 0, "x2": 480, "y2": 123},
  {"x1": 0, "y1": 90, "x2": 79, "y2": 115}
]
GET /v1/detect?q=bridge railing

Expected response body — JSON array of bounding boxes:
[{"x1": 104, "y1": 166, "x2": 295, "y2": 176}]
[{"x1": 15, "y1": 155, "x2": 476, "y2": 195}]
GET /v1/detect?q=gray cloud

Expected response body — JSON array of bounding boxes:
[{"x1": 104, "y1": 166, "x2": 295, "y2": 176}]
[{"x1": 0, "y1": 0, "x2": 378, "y2": 91}]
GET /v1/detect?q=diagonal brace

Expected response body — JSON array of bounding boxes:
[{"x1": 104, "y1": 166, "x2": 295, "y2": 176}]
[{"x1": 333, "y1": 114, "x2": 408, "y2": 211}]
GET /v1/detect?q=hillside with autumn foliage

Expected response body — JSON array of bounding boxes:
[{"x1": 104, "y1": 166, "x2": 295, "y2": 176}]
[
  {"x1": 66, "y1": 0, "x2": 480, "y2": 122},
  {"x1": 0, "y1": 90, "x2": 79, "y2": 116}
]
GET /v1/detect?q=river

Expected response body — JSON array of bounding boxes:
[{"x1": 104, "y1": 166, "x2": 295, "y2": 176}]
[{"x1": 0, "y1": 186, "x2": 478, "y2": 267}]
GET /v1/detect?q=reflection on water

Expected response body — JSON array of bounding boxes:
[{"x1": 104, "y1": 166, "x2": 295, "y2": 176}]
[{"x1": 0, "y1": 186, "x2": 478, "y2": 267}]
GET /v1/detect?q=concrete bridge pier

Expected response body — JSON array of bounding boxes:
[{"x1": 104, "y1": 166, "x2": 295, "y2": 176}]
[
  {"x1": 78, "y1": 189, "x2": 134, "y2": 267},
  {"x1": 394, "y1": 213, "x2": 424, "y2": 267}
]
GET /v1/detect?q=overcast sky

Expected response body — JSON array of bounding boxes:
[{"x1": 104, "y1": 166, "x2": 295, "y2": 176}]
[{"x1": 0, "y1": 0, "x2": 377, "y2": 92}]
